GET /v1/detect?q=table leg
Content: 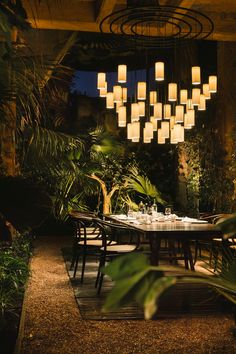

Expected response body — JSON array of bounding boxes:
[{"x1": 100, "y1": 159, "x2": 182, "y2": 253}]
[{"x1": 149, "y1": 233, "x2": 161, "y2": 265}]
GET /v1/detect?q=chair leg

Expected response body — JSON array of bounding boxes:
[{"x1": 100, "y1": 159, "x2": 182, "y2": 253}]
[
  {"x1": 70, "y1": 243, "x2": 77, "y2": 270},
  {"x1": 97, "y1": 273, "x2": 104, "y2": 295},
  {"x1": 73, "y1": 253, "x2": 80, "y2": 278},
  {"x1": 80, "y1": 251, "x2": 87, "y2": 284},
  {"x1": 96, "y1": 254, "x2": 106, "y2": 295}
]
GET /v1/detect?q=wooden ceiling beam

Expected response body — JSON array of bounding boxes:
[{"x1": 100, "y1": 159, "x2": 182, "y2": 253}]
[{"x1": 95, "y1": 0, "x2": 117, "y2": 23}]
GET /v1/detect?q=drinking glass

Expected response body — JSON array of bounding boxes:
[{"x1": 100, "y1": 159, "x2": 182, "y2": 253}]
[{"x1": 165, "y1": 207, "x2": 171, "y2": 216}]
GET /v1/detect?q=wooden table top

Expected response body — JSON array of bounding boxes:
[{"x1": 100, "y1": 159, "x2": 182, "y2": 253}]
[{"x1": 107, "y1": 216, "x2": 222, "y2": 239}]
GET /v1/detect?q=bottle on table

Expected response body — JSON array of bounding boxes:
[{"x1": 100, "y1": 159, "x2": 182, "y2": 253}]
[{"x1": 152, "y1": 199, "x2": 157, "y2": 213}]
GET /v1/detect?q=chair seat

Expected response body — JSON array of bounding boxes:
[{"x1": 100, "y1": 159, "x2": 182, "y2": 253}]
[
  {"x1": 101, "y1": 244, "x2": 137, "y2": 253},
  {"x1": 79, "y1": 240, "x2": 116, "y2": 247}
]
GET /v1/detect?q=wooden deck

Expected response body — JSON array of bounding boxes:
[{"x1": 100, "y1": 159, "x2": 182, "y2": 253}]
[{"x1": 63, "y1": 251, "x2": 231, "y2": 320}]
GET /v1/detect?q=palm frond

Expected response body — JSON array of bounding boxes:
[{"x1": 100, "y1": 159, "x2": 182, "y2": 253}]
[{"x1": 126, "y1": 167, "x2": 166, "y2": 205}]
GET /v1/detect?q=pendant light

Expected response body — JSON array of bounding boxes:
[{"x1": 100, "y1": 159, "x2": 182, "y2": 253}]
[
  {"x1": 118, "y1": 106, "x2": 126, "y2": 127},
  {"x1": 208, "y1": 75, "x2": 217, "y2": 93},
  {"x1": 157, "y1": 129, "x2": 165, "y2": 144},
  {"x1": 113, "y1": 85, "x2": 122, "y2": 102},
  {"x1": 191, "y1": 66, "x2": 201, "y2": 85},
  {"x1": 118, "y1": 64, "x2": 127, "y2": 83},
  {"x1": 155, "y1": 62, "x2": 164, "y2": 81},
  {"x1": 192, "y1": 88, "x2": 201, "y2": 106},
  {"x1": 131, "y1": 103, "x2": 139, "y2": 122},
  {"x1": 153, "y1": 103, "x2": 162, "y2": 120},
  {"x1": 150, "y1": 116, "x2": 158, "y2": 131},
  {"x1": 164, "y1": 104, "x2": 171, "y2": 119},
  {"x1": 99, "y1": 82, "x2": 107, "y2": 97},
  {"x1": 143, "y1": 128, "x2": 151, "y2": 143},
  {"x1": 145, "y1": 122, "x2": 154, "y2": 139},
  {"x1": 161, "y1": 121, "x2": 170, "y2": 138},
  {"x1": 127, "y1": 123, "x2": 132, "y2": 139},
  {"x1": 116, "y1": 101, "x2": 123, "y2": 113},
  {"x1": 203, "y1": 83, "x2": 211, "y2": 99},
  {"x1": 106, "y1": 92, "x2": 114, "y2": 109},
  {"x1": 137, "y1": 82, "x2": 146, "y2": 100},
  {"x1": 180, "y1": 89, "x2": 188, "y2": 105},
  {"x1": 168, "y1": 83, "x2": 177, "y2": 101},
  {"x1": 198, "y1": 94, "x2": 206, "y2": 111},
  {"x1": 97, "y1": 72, "x2": 106, "y2": 89},
  {"x1": 150, "y1": 91, "x2": 157, "y2": 105},
  {"x1": 175, "y1": 105, "x2": 184, "y2": 123},
  {"x1": 138, "y1": 101, "x2": 145, "y2": 116},
  {"x1": 132, "y1": 121, "x2": 140, "y2": 141},
  {"x1": 122, "y1": 87, "x2": 127, "y2": 102}
]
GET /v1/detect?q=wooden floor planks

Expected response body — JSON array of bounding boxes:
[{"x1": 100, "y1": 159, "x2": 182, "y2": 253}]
[{"x1": 64, "y1": 253, "x2": 230, "y2": 321}]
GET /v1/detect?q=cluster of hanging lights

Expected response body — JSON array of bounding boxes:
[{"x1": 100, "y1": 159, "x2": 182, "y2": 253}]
[{"x1": 97, "y1": 63, "x2": 217, "y2": 144}]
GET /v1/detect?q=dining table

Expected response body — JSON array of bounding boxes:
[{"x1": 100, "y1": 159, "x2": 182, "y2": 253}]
[{"x1": 107, "y1": 214, "x2": 223, "y2": 269}]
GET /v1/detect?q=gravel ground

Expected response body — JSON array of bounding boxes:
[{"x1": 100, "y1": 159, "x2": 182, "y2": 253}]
[{"x1": 20, "y1": 235, "x2": 236, "y2": 354}]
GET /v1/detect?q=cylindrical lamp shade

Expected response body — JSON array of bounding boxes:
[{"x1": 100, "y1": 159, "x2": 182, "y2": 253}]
[
  {"x1": 116, "y1": 101, "x2": 123, "y2": 113},
  {"x1": 118, "y1": 64, "x2": 127, "y2": 83},
  {"x1": 203, "y1": 83, "x2": 211, "y2": 99},
  {"x1": 161, "y1": 121, "x2": 170, "y2": 138},
  {"x1": 145, "y1": 122, "x2": 154, "y2": 139},
  {"x1": 209, "y1": 76, "x2": 217, "y2": 93},
  {"x1": 170, "y1": 116, "x2": 175, "y2": 129},
  {"x1": 155, "y1": 62, "x2": 164, "y2": 81},
  {"x1": 113, "y1": 85, "x2": 122, "y2": 102},
  {"x1": 143, "y1": 128, "x2": 151, "y2": 143},
  {"x1": 131, "y1": 103, "x2": 139, "y2": 122},
  {"x1": 154, "y1": 103, "x2": 162, "y2": 120},
  {"x1": 192, "y1": 88, "x2": 201, "y2": 106},
  {"x1": 132, "y1": 121, "x2": 140, "y2": 140},
  {"x1": 192, "y1": 66, "x2": 201, "y2": 85},
  {"x1": 172, "y1": 124, "x2": 184, "y2": 143},
  {"x1": 150, "y1": 91, "x2": 157, "y2": 105},
  {"x1": 187, "y1": 109, "x2": 195, "y2": 126},
  {"x1": 99, "y1": 82, "x2": 107, "y2": 97},
  {"x1": 118, "y1": 106, "x2": 126, "y2": 127},
  {"x1": 157, "y1": 129, "x2": 165, "y2": 144},
  {"x1": 106, "y1": 92, "x2": 114, "y2": 109},
  {"x1": 186, "y1": 99, "x2": 193, "y2": 111},
  {"x1": 137, "y1": 82, "x2": 146, "y2": 100},
  {"x1": 180, "y1": 89, "x2": 188, "y2": 105},
  {"x1": 122, "y1": 87, "x2": 127, "y2": 102},
  {"x1": 138, "y1": 101, "x2": 145, "y2": 116},
  {"x1": 170, "y1": 127, "x2": 178, "y2": 144},
  {"x1": 184, "y1": 113, "x2": 192, "y2": 129},
  {"x1": 97, "y1": 72, "x2": 106, "y2": 89},
  {"x1": 175, "y1": 105, "x2": 184, "y2": 123},
  {"x1": 127, "y1": 123, "x2": 132, "y2": 139},
  {"x1": 168, "y1": 83, "x2": 177, "y2": 101},
  {"x1": 198, "y1": 94, "x2": 206, "y2": 111},
  {"x1": 164, "y1": 104, "x2": 171, "y2": 119},
  {"x1": 150, "y1": 116, "x2": 158, "y2": 131}
]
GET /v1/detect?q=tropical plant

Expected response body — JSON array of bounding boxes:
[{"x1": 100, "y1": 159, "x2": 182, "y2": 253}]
[
  {"x1": 0, "y1": 242, "x2": 29, "y2": 328},
  {"x1": 102, "y1": 252, "x2": 236, "y2": 320},
  {"x1": 125, "y1": 166, "x2": 166, "y2": 206}
]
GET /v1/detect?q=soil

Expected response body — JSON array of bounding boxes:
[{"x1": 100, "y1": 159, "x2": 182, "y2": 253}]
[{"x1": 20, "y1": 234, "x2": 236, "y2": 354}]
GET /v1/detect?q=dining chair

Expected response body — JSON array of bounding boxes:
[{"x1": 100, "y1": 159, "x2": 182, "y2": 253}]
[
  {"x1": 93, "y1": 218, "x2": 140, "y2": 295},
  {"x1": 70, "y1": 214, "x2": 116, "y2": 284},
  {"x1": 194, "y1": 213, "x2": 233, "y2": 270}
]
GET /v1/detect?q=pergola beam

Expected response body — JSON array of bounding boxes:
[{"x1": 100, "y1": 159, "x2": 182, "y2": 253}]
[{"x1": 96, "y1": 0, "x2": 117, "y2": 23}]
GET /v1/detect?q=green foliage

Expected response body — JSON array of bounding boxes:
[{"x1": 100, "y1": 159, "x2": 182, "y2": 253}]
[
  {"x1": 0, "y1": 232, "x2": 31, "y2": 328},
  {"x1": 125, "y1": 167, "x2": 166, "y2": 206},
  {"x1": 103, "y1": 252, "x2": 236, "y2": 320},
  {"x1": 22, "y1": 125, "x2": 85, "y2": 220}
]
